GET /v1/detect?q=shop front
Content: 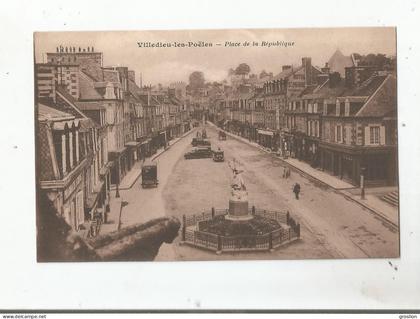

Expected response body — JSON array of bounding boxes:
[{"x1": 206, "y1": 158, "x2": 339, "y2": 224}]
[
  {"x1": 319, "y1": 142, "x2": 397, "y2": 186},
  {"x1": 137, "y1": 137, "x2": 151, "y2": 159},
  {"x1": 109, "y1": 147, "x2": 128, "y2": 185},
  {"x1": 257, "y1": 129, "x2": 274, "y2": 149},
  {"x1": 125, "y1": 141, "x2": 141, "y2": 170}
]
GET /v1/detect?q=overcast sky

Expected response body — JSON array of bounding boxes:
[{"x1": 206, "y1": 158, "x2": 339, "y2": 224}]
[{"x1": 35, "y1": 28, "x2": 396, "y2": 86}]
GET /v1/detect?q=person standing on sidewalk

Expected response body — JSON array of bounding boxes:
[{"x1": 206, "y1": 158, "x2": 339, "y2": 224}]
[{"x1": 293, "y1": 182, "x2": 301, "y2": 200}]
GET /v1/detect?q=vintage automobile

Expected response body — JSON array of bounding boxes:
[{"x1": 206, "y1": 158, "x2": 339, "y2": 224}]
[
  {"x1": 141, "y1": 161, "x2": 158, "y2": 188},
  {"x1": 218, "y1": 130, "x2": 226, "y2": 140},
  {"x1": 191, "y1": 137, "x2": 211, "y2": 147},
  {"x1": 184, "y1": 146, "x2": 213, "y2": 160},
  {"x1": 213, "y1": 148, "x2": 224, "y2": 162}
]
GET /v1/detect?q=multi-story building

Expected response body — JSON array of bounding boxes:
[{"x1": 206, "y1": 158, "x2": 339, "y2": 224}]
[
  {"x1": 319, "y1": 72, "x2": 397, "y2": 186},
  {"x1": 78, "y1": 65, "x2": 127, "y2": 185},
  {"x1": 38, "y1": 103, "x2": 87, "y2": 231}
]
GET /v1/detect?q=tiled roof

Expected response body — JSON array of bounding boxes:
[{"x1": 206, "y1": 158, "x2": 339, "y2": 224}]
[
  {"x1": 38, "y1": 103, "x2": 74, "y2": 121},
  {"x1": 272, "y1": 66, "x2": 302, "y2": 81},
  {"x1": 103, "y1": 69, "x2": 120, "y2": 83},
  {"x1": 344, "y1": 75, "x2": 387, "y2": 97},
  {"x1": 128, "y1": 79, "x2": 143, "y2": 98},
  {"x1": 79, "y1": 71, "x2": 104, "y2": 100},
  {"x1": 82, "y1": 64, "x2": 104, "y2": 82},
  {"x1": 37, "y1": 121, "x2": 56, "y2": 181},
  {"x1": 355, "y1": 75, "x2": 396, "y2": 117}
]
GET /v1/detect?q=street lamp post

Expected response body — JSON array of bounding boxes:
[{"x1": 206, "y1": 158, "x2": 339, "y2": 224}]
[
  {"x1": 360, "y1": 167, "x2": 366, "y2": 200},
  {"x1": 116, "y1": 182, "x2": 120, "y2": 198},
  {"x1": 117, "y1": 200, "x2": 129, "y2": 231}
]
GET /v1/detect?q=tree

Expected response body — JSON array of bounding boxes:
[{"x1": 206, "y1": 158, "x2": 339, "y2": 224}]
[
  {"x1": 235, "y1": 63, "x2": 251, "y2": 75},
  {"x1": 188, "y1": 71, "x2": 205, "y2": 90},
  {"x1": 353, "y1": 53, "x2": 393, "y2": 69}
]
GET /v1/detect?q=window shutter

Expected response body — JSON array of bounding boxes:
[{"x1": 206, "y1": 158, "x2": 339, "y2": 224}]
[
  {"x1": 364, "y1": 126, "x2": 370, "y2": 145},
  {"x1": 380, "y1": 125, "x2": 386, "y2": 145}
]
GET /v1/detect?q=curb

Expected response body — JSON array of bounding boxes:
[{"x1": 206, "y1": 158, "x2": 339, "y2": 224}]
[
  {"x1": 212, "y1": 123, "x2": 398, "y2": 230},
  {"x1": 151, "y1": 128, "x2": 195, "y2": 161},
  {"x1": 339, "y1": 192, "x2": 399, "y2": 230}
]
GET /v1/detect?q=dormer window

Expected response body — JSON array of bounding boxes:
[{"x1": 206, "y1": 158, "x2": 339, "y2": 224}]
[
  {"x1": 345, "y1": 99, "x2": 350, "y2": 116},
  {"x1": 105, "y1": 84, "x2": 116, "y2": 99}
]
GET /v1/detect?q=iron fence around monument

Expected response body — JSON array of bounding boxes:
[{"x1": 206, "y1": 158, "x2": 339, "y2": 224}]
[{"x1": 181, "y1": 207, "x2": 300, "y2": 253}]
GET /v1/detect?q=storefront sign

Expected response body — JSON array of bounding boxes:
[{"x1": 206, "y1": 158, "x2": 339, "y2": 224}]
[{"x1": 257, "y1": 129, "x2": 274, "y2": 136}]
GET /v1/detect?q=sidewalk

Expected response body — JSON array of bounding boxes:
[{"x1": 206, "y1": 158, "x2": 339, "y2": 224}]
[
  {"x1": 111, "y1": 128, "x2": 195, "y2": 191},
  {"x1": 101, "y1": 128, "x2": 196, "y2": 234},
  {"x1": 210, "y1": 122, "x2": 399, "y2": 228},
  {"x1": 341, "y1": 187, "x2": 399, "y2": 226}
]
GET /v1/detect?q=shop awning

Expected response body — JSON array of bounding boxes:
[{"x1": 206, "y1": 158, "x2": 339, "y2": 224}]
[
  {"x1": 108, "y1": 147, "x2": 127, "y2": 160},
  {"x1": 125, "y1": 141, "x2": 141, "y2": 148},
  {"x1": 257, "y1": 129, "x2": 274, "y2": 136},
  {"x1": 141, "y1": 138, "x2": 151, "y2": 146}
]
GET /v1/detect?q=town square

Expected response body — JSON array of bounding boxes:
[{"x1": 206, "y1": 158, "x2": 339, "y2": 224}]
[{"x1": 34, "y1": 28, "x2": 398, "y2": 261}]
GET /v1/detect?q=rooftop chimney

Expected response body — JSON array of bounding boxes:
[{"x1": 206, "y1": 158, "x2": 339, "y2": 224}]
[
  {"x1": 321, "y1": 62, "x2": 330, "y2": 74},
  {"x1": 282, "y1": 65, "x2": 292, "y2": 71},
  {"x1": 329, "y1": 72, "x2": 341, "y2": 88},
  {"x1": 128, "y1": 70, "x2": 136, "y2": 83},
  {"x1": 302, "y1": 57, "x2": 312, "y2": 86}
]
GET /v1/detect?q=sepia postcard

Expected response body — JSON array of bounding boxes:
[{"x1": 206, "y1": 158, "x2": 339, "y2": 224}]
[{"x1": 34, "y1": 28, "x2": 399, "y2": 262}]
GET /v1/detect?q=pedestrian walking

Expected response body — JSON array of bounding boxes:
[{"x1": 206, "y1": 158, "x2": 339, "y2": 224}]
[
  {"x1": 293, "y1": 182, "x2": 301, "y2": 200},
  {"x1": 282, "y1": 166, "x2": 286, "y2": 178}
]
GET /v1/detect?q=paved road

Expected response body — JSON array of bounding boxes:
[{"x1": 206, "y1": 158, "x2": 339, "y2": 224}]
[
  {"x1": 108, "y1": 124, "x2": 399, "y2": 261},
  {"x1": 157, "y1": 124, "x2": 399, "y2": 261}
]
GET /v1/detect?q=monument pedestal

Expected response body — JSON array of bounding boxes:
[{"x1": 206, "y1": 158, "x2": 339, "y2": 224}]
[{"x1": 226, "y1": 198, "x2": 253, "y2": 221}]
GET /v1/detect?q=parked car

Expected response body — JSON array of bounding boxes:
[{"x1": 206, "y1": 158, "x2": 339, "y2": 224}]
[
  {"x1": 141, "y1": 161, "x2": 158, "y2": 188},
  {"x1": 191, "y1": 137, "x2": 211, "y2": 147},
  {"x1": 184, "y1": 147, "x2": 213, "y2": 159},
  {"x1": 213, "y1": 148, "x2": 224, "y2": 162}
]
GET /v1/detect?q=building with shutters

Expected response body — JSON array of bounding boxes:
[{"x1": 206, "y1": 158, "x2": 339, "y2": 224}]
[{"x1": 318, "y1": 72, "x2": 397, "y2": 186}]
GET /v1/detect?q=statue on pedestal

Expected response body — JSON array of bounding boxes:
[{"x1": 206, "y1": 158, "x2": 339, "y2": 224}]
[
  {"x1": 227, "y1": 159, "x2": 250, "y2": 221},
  {"x1": 228, "y1": 159, "x2": 247, "y2": 199}
]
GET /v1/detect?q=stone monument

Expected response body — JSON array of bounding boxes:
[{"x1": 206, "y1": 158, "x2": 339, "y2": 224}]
[{"x1": 226, "y1": 159, "x2": 253, "y2": 221}]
